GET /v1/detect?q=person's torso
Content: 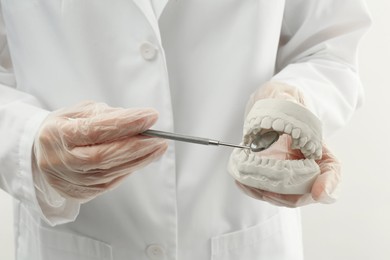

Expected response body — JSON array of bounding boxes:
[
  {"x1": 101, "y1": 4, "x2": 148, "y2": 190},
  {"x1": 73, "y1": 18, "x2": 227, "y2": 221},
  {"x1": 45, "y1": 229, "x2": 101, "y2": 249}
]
[{"x1": 2, "y1": 0, "x2": 303, "y2": 259}]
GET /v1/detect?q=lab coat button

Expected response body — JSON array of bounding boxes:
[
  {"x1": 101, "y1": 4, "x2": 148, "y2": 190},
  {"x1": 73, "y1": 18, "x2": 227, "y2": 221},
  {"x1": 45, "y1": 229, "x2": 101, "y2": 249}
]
[
  {"x1": 140, "y1": 42, "x2": 158, "y2": 61},
  {"x1": 146, "y1": 244, "x2": 166, "y2": 260}
]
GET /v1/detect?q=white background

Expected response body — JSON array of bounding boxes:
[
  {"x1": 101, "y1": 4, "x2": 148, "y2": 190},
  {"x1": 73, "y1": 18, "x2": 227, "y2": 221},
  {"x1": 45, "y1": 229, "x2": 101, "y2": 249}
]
[
  {"x1": 1, "y1": 1, "x2": 389, "y2": 259},
  {"x1": 301, "y1": 1, "x2": 390, "y2": 259}
]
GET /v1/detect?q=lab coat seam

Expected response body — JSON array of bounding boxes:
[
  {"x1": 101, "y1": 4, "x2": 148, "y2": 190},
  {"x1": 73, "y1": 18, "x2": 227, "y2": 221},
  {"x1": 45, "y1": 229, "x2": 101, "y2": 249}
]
[
  {"x1": 155, "y1": 41, "x2": 178, "y2": 259},
  {"x1": 164, "y1": 148, "x2": 179, "y2": 260},
  {"x1": 156, "y1": 39, "x2": 178, "y2": 260},
  {"x1": 0, "y1": 15, "x2": 10, "y2": 68},
  {"x1": 16, "y1": 109, "x2": 29, "y2": 196},
  {"x1": 0, "y1": 1, "x2": 23, "y2": 88},
  {"x1": 13, "y1": 202, "x2": 22, "y2": 260}
]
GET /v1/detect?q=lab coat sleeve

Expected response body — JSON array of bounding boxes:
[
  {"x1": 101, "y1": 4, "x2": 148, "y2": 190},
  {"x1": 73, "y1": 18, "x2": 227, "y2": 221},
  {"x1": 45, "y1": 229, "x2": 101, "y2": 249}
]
[
  {"x1": 272, "y1": 0, "x2": 371, "y2": 137},
  {"x1": 0, "y1": 7, "x2": 80, "y2": 226}
]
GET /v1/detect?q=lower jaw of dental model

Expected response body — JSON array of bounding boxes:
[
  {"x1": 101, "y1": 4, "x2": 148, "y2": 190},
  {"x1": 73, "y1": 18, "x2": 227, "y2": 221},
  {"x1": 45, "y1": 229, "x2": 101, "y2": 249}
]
[{"x1": 228, "y1": 99, "x2": 323, "y2": 195}]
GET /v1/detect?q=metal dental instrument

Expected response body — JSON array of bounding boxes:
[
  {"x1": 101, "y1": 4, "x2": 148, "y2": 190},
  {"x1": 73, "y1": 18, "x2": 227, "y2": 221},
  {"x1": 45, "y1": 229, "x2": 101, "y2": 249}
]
[{"x1": 142, "y1": 129, "x2": 279, "y2": 152}]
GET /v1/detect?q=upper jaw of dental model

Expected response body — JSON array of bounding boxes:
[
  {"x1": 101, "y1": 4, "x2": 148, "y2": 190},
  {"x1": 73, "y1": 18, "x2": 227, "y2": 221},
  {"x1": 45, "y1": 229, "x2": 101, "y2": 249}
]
[
  {"x1": 243, "y1": 99, "x2": 322, "y2": 160},
  {"x1": 228, "y1": 99, "x2": 323, "y2": 195}
]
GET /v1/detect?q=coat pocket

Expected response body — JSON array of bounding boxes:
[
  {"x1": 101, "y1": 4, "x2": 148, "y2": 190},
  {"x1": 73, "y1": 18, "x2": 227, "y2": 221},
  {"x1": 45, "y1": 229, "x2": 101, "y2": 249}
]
[
  {"x1": 211, "y1": 214, "x2": 287, "y2": 260},
  {"x1": 39, "y1": 227, "x2": 113, "y2": 260}
]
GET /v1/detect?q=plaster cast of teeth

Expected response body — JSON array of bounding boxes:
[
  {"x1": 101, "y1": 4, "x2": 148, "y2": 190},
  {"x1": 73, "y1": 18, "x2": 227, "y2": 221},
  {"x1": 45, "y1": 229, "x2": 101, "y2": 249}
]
[{"x1": 229, "y1": 99, "x2": 323, "y2": 194}]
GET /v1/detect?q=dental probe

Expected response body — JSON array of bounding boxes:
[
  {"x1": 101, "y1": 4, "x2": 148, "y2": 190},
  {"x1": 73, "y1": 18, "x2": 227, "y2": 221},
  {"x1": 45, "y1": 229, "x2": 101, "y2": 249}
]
[{"x1": 142, "y1": 129, "x2": 279, "y2": 152}]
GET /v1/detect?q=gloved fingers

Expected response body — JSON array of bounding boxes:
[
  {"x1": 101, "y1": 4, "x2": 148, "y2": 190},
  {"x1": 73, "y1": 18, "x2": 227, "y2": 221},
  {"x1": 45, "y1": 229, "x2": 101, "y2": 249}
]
[
  {"x1": 68, "y1": 136, "x2": 168, "y2": 171},
  {"x1": 100, "y1": 143, "x2": 168, "y2": 178},
  {"x1": 55, "y1": 101, "x2": 133, "y2": 119},
  {"x1": 260, "y1": 190, "x2": 314, "y2": 208},
  {"x1": 33, "y1": 101, "x2": 168, "y2": 202},
  {"x1": 311, "y1": 144, "x2": 341, "y2": 203},
  {"x1": 235, "y1": 181, "x2": 292, "y2": 207},
  {"x1": 310, "y1": 171, "x2": 338, "y2": 204},
  {"x1": 43, "y1": 173, "x2": 106, "y2": 202},
  {"x1": 59, "y1": 107, "x2": 159, "y2": 146},
  {"x1": 55, "y1": 101, "x2": 110, "y2": 118},
  {"x1": 64, "y1": 141, "x2": 168, "y2": 186},
  {"x1": 235, "y1": 181, "x2": 314, "y2": 208},
  {"x1": 261, "y1": 193, "x2": 314, "y2": 208},
  {"x1": 253, "y1": 81, "x2": 307, "y2": 105},
  {"x1": 45, "y1": 173, "x2": 130, "y2": 203},
  {"x1": 34, "y1": 136, "x2": 166, "y2": 175}
]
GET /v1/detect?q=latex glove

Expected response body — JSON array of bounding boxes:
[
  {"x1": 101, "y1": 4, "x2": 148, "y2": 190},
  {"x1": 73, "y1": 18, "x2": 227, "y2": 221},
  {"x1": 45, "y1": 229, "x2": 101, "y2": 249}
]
[
  {"x1": 234, "y1": 82, "x2": 341, "y2": 207},
  {"x1": 33, "y1": 101, "x2": 168, "y2": 202}
]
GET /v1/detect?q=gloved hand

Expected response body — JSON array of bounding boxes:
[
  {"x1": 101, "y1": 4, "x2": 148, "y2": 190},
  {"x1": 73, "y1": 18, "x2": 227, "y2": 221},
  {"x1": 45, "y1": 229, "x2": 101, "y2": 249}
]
[
  {"x1": 33, "y1": 101, "x2": 168, "y2": 203},
  {"x1": 233, "y1": 81, "x2": 341, "y2": 207}
]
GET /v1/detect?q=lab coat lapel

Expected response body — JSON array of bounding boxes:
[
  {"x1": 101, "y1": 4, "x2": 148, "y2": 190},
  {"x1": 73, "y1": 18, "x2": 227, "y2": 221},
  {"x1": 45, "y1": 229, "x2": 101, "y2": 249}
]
[{"x1": 131, "y1": 0, "x2": 169, "y2": 44}]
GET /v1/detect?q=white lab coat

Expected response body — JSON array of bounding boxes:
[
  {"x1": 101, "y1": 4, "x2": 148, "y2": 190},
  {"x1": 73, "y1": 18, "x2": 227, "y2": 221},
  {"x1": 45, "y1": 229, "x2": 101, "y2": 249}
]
[{"x1": 0, "y1": 0, "x2": 370, "y2": 259}]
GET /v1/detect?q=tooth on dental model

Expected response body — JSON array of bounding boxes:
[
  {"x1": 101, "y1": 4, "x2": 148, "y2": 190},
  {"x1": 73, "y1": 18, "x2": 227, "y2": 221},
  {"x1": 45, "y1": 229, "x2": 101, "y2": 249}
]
[
  {"x1": 305, "y1": 141, "x2": 314, "y2": 151},
  {"x1": 309, "y1": 145, "x2": 316, "y2": 154},
  {"x1": 267, "y1": 159, "x2": 276, "y2": 167},
  {"x1": 297, "y1": 161, "x2": 304, "y2": 168},
  {"x1": 228, "y1": 99, "x2": 323, "y2": 194},
  {"x1": 261, "y1": 158, "x2": 269, "y2": 166},
  {"x1": 254, "y1": 117, "x2": 262, "y2": 126},
  {"x1": 272, "y1": 119, "x2": 285, "y2": 132},
  {"x1": 275, "y1": 160, "x2": 285, "y2": 170},
  {"x1": 314, "y1": 148, "x2": 322, "y2": 159},
  {"x1": 302, "y1": 159, "x2": 311, "y2": 167},
  {"x1": 292, "y1": 128, "x2": 301, "y2": 139},
  {"x1": 284, "y1": 124, "x2": 293, "y2": 134},
  {"x1": 254, "y1": 156, "x2": 261, "y2": 164},
  {"x1": 260, "y1": 117, "x2": 273, "y2": 129},
  {"x1": 253, "y1": 128, "x2": 260, "y2": 135},
  {"x1": 299, "y1": 137, "x2": 308, "y2": 147},
  {"x1": 291, "y1": 139, "x2": 300, "y2": 150}
]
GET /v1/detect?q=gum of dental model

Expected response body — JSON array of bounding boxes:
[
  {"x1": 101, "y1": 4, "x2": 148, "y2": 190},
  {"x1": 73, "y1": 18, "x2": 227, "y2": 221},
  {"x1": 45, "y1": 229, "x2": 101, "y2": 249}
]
[{"x1": 228, "y1": 99, "x2": 323, "y2": 194}]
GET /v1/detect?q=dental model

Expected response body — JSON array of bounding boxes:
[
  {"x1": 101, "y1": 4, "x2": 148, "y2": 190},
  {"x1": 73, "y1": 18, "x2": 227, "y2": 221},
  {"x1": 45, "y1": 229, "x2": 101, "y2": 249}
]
[{"x1": 228, "y1": 99, "x2": 323, "y2": 194}]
